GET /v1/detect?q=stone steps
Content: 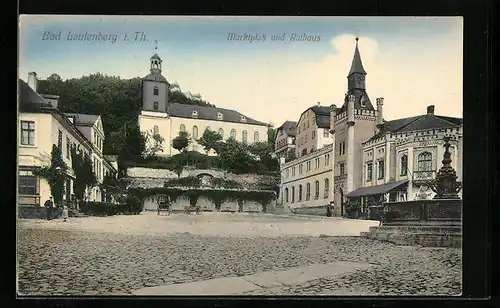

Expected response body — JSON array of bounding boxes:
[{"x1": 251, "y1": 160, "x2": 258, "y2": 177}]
[{"x1": 361, "y1": 224, "x2": 462, "y2": 248}]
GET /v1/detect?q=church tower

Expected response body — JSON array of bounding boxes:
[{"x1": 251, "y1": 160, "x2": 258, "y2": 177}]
[
  {"x1": 142, "y1": 44, "x2": 170, "y2": 113},
  {"x1": 330, "y1": 37, "x2": 379, "y2": 217}
]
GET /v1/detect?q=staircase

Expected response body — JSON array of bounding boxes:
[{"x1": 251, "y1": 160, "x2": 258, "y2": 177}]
[{"x1": 360, "y1": 222, "x2": 462, "y2": 248}]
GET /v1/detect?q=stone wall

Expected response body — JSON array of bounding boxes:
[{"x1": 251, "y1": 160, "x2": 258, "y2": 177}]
[
  {"x1": 143, "y1": 196, "x2": 263, "y2": 213},
  {"x1": 292, "y1": 205, "x2": 328, "y2": 216}
]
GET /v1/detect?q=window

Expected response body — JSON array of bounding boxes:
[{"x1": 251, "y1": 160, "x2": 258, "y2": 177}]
[
  {"x1": 58, "y1": 130, "x2": 62, "y2": 150},
  {"x1": 307, "y1": 120, "x2": 310, "y2": 129},
  {"x1": 19, "y1": 175, "x2": 37, "y2": 195},
  {"x1": 325, "y1": 154, "x2": 330, "y2": 166},
  {"x1": 192, "y1": 110, "x2": 198, "y2": 117},
  {"x1": 339, "y1": 141, "x2": 346, "y2": 155},
  {"x1": 367, "y1": 163, "x2": 373, "y2": 181},
  {"x1": 240, "y1": 116, "x2": 246, "y2": 122},
  {"x1": 217, "y1": 112, "x2": 223, "y2": 120},
  {"x1": 292, "y1": 167, "x2": 296, "y2": 176},
  {"x1": 285, "y1": 188, "x2": 289, "y2": 203},
  {"x1": 291, "y1": 186, "x2": 295, "y2": 203},
  {"x1": 312, "y1": 131, "x2": 316, "y2": 139},
  {"x1": 306, "y1": 183, "x2": 311, "y2": 200},
  {"x1": 153, "y1": 87, "x2": 159, "y2": 96},
  {"x1": 153, "y1": 125, "x2": 159, "y2": 135},
  {"x1": 299, "y1": 164, "x2": 303, "y2": 175},
  {"x1": 230, "y1": 129, "x2": 236, "y2": 139},
  {"x1": 20, "y1": 121, "x2": 35, "y2": 145},
  {"x1": 378, "y1": 160, "x2": 385, "y2": 179},
  {"x1": 417, "y1": 152, "x2": 432, "y2": 171},
  {"x1": 193, "y1": 126, "x2": 199, "y2": 139},
  {"x1": 254, "y1": 131, "x2": 259, "y2": 143},
  {"x1": 180, "y1": 124, "x2": 186, "y2": 132},
  {"x1": 242, "y1": 130, "x2": 248, "y2": 144},
  {"x1": 153, "y1": 102, "x2": 159, "y2": 111},
  {"x1": 324, "y1": 178, "x2": 330, "y2": 199},
  {"x1": 323, "y1": 129, "x2": 329, "y2": 138},
  {"x1": 314, "y1": 180, "x2": 320, "y2": 199},
  {"x1": 286, "y1": 169, "x2": 289, "y2": 179},
  {"x1": 400, "y1": 155, "x2": 408, "y2": 176},
  {"x1": 66, "y1": 137, "x2": 70, "y2": 158},
  {"x1": 298, "y1": 185, "x2": 303, "y2": 201},
  {"x1": 340, "y1": 163, "x2": 345, "y2": 175},
  {"x1": 218, "y1": 128, "x2": 224, "y2": 139}
]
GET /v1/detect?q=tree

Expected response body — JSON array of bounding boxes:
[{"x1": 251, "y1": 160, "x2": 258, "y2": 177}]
[
  {"x1": 286, "y1": 150, "x2": 297, "y2": 162},
  {"x1": 197, "y1": 129, "x2": 223, "y2": 153},
  {"x1": 142, "y1": 129, "x2": 165, "y2": 158},
  {"x1": 70, "y1": 147, "x2": 97, "y2": 207},
  {"x1": 33, "y1": 145, "x2": 68, "y2": 208},
  {"x1": 217, "y1": 138, "x2": 254, "y2": 174},
  {"x1": 267, "y1": 126, "x2": 276, "y2": 151},
  {"x1": 172, "y1": 131, "x2": 191, "y2": 153}
]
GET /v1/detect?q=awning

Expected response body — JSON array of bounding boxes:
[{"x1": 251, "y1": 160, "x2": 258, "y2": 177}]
[{"x1": 345, "y1": 180, "x2": 409, "y2": 198}]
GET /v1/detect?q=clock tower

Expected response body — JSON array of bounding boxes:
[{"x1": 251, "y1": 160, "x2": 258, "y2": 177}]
[{"x1": 347, "y1": 37, "x2": 367, "y2": 91}]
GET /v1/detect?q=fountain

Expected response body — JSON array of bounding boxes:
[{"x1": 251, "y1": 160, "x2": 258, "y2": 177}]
[{"x1": 361, "y1": 137, "x2": 462, "y2": 247}]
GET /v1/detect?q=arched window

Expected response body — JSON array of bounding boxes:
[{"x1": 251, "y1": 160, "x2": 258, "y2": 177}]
[
  {"x1": 314, "y1": 180, "x2": 320, "y2": 199},
  {"x1": 242, "y1": 130, "x2": 248, "y2": 144},
  {"x1": 230, "y1": 129, "x2": 236, "y2": 139},
  {"x1": 291, "y1": 186, "x2": 295, "y2": 203},
  {"x1": 193, "y1": 126, "x2": 199, "y2": 139},
  {"x1": 306, "y1": 183, "x2": 311, "y2": 201},
  {"x1": 324, "y1": 178, "x2": 330, "y2": 199},
  {"x1": 417, "y1": 152, "x2": 432, "y2": 171},
  {"x1": 218, "y1": 128, "x2": 224, "y2": 139},
  {"x1": 254, "y1": 131, "x2": 259, "y2": 143},
  {"x1": 284, "y1": 188, "x2": 289, "y2": 203},
  {"x1": 153, "y1": 125, "x2": 159, "y2": 135},
  {"x1": 180, "y1": 124, "x2": 186, "y2": 132},
  {"x1": 298, "y1": 185, "x2": 303, "y2": 202},
  {"x1": 400, "y1": 155, "x2": 408, "y2": 176},
  {"x1": 153, "y1": 86, "x2": 159, "y2": 96}
]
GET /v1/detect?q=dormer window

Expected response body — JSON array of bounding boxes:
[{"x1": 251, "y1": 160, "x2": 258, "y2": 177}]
[
  {"x1": 192, "y1": 110, "x2": 198, "y2": 118},
  {"x1": 240, "y1": 116, "x2": 246, "y2": 122},
  {"x1": 217, "y1": 112, "x2": 223, "y2": 120}
]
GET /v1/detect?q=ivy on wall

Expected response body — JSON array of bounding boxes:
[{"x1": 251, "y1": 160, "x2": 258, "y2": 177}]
[{"x1": 32, "y1": 145, "x2": 67, "y2": 207}]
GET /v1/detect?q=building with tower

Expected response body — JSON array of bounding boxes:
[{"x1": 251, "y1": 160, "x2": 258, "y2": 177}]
[
  {"x1": 138, "y1": 51, "x2": 269, "y2": 156},
  {"x1": 274, "y1": 121, "x2": 297, "y2": 160},
  {"x1": 278, "y1": 38, "x2": 462, "y2": 217}
]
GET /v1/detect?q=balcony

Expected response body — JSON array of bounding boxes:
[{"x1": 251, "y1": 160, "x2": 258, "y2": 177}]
[{"x1": 412, "y1": 170, "x2": 436, "y2": 183}]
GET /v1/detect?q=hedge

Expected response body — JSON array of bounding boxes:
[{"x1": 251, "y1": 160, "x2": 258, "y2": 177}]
[{"x1": 79, "y1": 196, "x2": 143, "y2": 216}]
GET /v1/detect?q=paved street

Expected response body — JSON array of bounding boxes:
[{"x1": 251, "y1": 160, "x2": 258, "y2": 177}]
[{"x1": 18, "y1": 212, "x2": 461, "y2": 296}]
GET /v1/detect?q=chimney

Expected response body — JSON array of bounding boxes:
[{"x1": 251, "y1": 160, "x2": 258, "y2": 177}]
[
  {"x1": 317, "y1": 102, "x2": 321, "y2": 106},
  {"x1": 427, "y1": 105, "x2": 435, "y2": 115},
  {"x1": 28, "y1": 72, "x2": 37, "y2": 92},
  {"x1": 329, "y1": 104, "x2": 337, "y2": 134},
  {"x1": 376, "y1": 97, "x2": 384, "y2": 127},
  {"x1": 347, "y1": 94, "x2": 355, "y2": 124}
]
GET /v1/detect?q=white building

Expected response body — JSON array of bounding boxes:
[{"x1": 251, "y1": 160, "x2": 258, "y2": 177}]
[
  {"x1": 279, "y1": 38, "x2": 463, "y2": 217},
  {"x1": 295, "y1": 103, "x2": 333, "y2": 158},
  {"x1": 138, "y1": 53, "x2": 269, "y2": 156},
  {"x1": 18, "y1": 74, "x2": 117, "y2": 207}
]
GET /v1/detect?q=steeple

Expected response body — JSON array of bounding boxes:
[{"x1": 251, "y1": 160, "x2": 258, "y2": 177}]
[
  {"x1": 347, "y1": 37, "x2": 367, "y2": 77},
  {"x1": 150, "y1": 40, "x2": 162, "y2": 73}
]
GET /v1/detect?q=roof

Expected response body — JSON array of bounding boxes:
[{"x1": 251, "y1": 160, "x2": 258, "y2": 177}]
[
  {"x1": 167, "y1": 103, "x2": 268, "y2": 126},
  {"x1": 338, "y1": 89, "x2": 375, "y2": 113},
  {"x1": 151, "y1": 53, "x2": 161, "y2": 60},
  {"x1": 345, "y1": 180, "x2": 409, "y2": 198},
  {"x1": 366, "y1": 113, "x2": 463, "y2": 143},
  {"x1": 18, "y1": 79, "x2": 53, "y2": 111},
  {"x1": 348, "y1": 39, "x2": 367, "y2": 77},
  {"x1": 311, "y1": 105, "x2": 335, "y2": 129},
  {"x1": 64, "y1": 113, "x2": 100, "y2": 125},
  {"x1": 143, "y1": 73, "x2": 168, "y2": 82},
  {"x1": 277, "y1": 121, "x2": 297, "y2": 137}
]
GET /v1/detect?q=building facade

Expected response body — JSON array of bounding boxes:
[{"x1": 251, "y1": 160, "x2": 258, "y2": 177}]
[
  {"x1": 279, "y1": 38, "x2": 463, "y2": 217},
  {"x1": 18, "y1": 76, "x2": 117, "y2": 207},
  {"x1": 138, "y1": 53, "x2": 269, "y2": 156},
  {"x1": 274, "y1": 121, "x2": 296, "y2": 160}
]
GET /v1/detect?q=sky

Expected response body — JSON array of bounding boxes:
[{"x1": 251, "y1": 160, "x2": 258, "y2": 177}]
[{"x1": 19, "y1": 15, "x2": 463, "y2": 127}]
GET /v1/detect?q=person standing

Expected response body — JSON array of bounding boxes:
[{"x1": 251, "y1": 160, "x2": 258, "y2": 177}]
[
  {"x1": 61, "y1": 205, "x2": 69, "y2": 222},
  {"x1": 44, "y1": 196, "x2": 54, "y2": 220}
]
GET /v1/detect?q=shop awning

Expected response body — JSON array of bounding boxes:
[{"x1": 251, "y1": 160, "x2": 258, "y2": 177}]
[{"x1": 345, "y1": 180, "x2": 409, "y2": 198}]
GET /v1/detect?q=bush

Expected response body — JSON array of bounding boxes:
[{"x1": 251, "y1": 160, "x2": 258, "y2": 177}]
[
  {"x1": 79, "y1": 201, "x2": 118, "y2": 216},
  {"x1": 117, "y1": 195, "x2": 143, "y2": 215}
]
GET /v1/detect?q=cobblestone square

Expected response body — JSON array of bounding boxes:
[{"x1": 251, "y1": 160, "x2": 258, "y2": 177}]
[{"x1": 17, "y1": 212, "x2": 461, "y2": 296}]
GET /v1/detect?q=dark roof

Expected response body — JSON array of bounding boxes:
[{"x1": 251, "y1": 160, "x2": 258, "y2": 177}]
[
  {"x1": 167, "y1": 103, "x2": 268, "y2": 126},
  {"x1": 277, "y1": 121, "x2": 297, "y2": 137},
  {"x1": 345, "y1": 180, "x2": 409, "y2": 198},
  {"x1": 151, "y1": 53, "x2": 161, "y2": 60},
  {"x1": 366, "y1": 113, "x2": 463, "y2": 143},
  {"x1": 338, "y1": 89, "x2": 375, "y2": 113},
  {"x1": 143, "y1": 72, "x2": 168, "y2": 82},
  {"x1": 311, "y1": 105, "x2": 333, "y2": 129},
  {"x1": 19, "y1": 79, "x2": 53, "y2": 111},
  {"x1": 64, "y1": 113, "x2": 100, "y2": 125},
  {"x1": 348, "y1": 39, "x2": 367, "y2": 77}
]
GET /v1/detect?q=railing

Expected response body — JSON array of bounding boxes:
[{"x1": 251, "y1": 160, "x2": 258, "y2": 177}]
[{"x1": 412, "y1": 170, "x2": 436, "y2": 181}]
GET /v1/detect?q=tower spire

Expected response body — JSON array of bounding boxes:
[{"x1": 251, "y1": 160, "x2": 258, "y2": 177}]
[
  {"x1": 155, "y1": 40, "x2": 158, "y2": 52},
  {"x1": 348, "y1": 37, "x2": 367, "y2": 77}
]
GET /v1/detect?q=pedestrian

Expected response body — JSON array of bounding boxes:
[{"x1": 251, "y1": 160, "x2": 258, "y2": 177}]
[
  {"x1": 62, "y1": 205, "x2": 69, "y2": 222},
  {"x1": 44, "y1": 197, "x2": 54, "y2": 220},
  {"x1": 326, "y1": 204, "x2": 332, "y2": 217}
]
